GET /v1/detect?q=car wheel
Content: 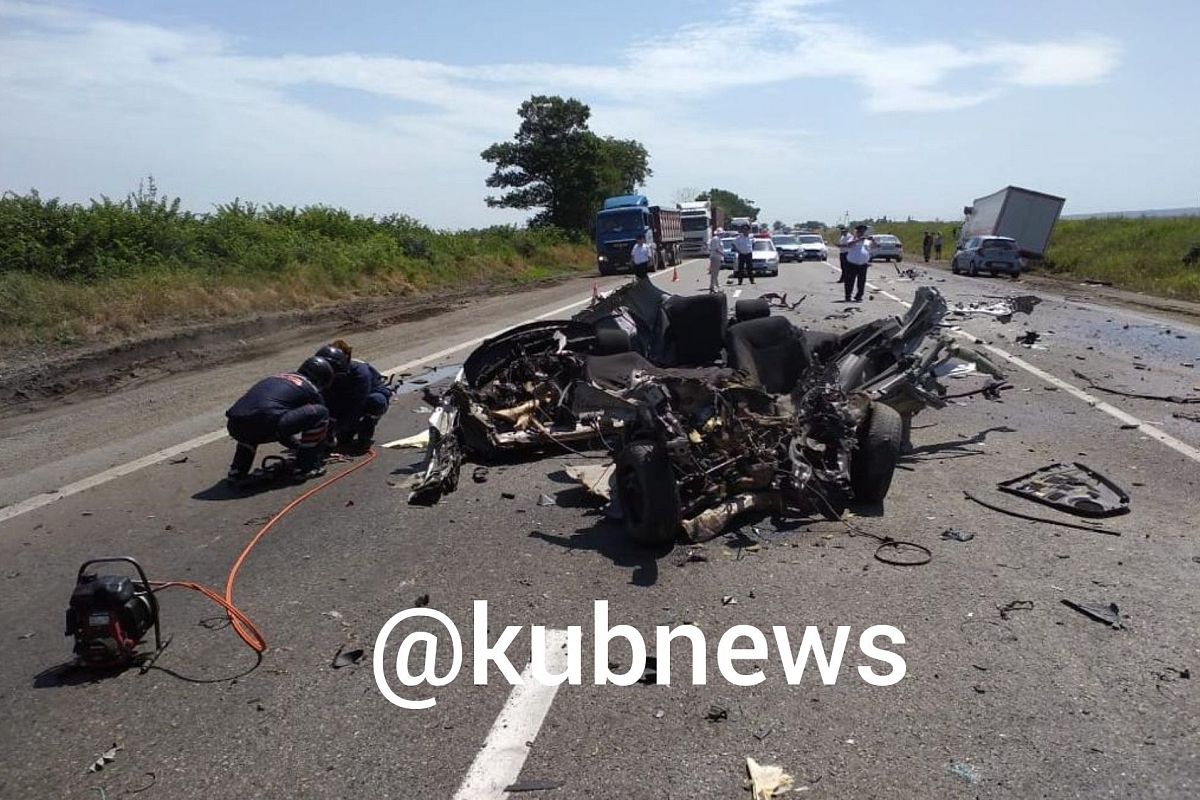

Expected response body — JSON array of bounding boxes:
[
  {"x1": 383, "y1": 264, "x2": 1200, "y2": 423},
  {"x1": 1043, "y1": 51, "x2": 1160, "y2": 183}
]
[
  {"x1": 615, "y1": 440, "x2": 681, "y2": 547},
  {"x1": 851, "y1": 402, "x2": 903, "y2": 504}
]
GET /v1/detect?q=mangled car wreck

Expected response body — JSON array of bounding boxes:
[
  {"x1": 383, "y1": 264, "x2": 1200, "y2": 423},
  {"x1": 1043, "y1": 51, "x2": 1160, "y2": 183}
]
[{"x1": 407, "y1": 280, "x2": 1011, "y2": 545}]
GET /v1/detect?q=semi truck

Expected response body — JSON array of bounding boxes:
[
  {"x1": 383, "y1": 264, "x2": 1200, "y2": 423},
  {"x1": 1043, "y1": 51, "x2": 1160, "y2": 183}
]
[
  {"x1": 595, "y1": 195, "x2": 684, "y2": 275},
  {"x1": 677, "y1": 201, "x2": 712, "y2": 257},
  {"x1": 960, "y1": 186, "x2": 1066, "y2": 258}
]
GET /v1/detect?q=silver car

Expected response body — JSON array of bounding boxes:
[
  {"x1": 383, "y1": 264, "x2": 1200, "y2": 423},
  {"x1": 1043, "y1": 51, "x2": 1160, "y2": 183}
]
[{"x1": 869, "y1": 234, "x2": 903, "y2": 262}]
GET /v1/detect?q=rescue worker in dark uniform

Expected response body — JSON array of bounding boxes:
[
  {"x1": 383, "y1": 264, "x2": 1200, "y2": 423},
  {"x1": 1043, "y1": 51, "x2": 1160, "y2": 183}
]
[
  {"x1": 316, "y1": 341, "x2": 392, "y2": 451},
  {"x1": 224, "y1": 356, "x2": 334, "y2": 483}
]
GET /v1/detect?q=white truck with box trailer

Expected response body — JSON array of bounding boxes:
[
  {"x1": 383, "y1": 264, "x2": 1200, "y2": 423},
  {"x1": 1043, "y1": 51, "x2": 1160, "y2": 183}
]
[
  {"x1": 961, "y1": 186, "x2": 1066, "y2": 259},
  {"x1": 677, "y1": 201, "x2": 712, "y2": 257}
]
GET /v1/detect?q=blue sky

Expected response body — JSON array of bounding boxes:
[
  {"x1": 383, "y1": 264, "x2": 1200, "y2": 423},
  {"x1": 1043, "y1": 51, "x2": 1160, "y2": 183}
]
[{"x1": 1, "y1": 0, "x2": 1196, "y2": 228}]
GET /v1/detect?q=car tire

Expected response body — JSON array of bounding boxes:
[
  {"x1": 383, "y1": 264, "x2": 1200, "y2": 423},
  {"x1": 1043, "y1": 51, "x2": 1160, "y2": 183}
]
[
  {"x1": 615, "y1": 440, "x2": 681, "y2": 547},
  {"x1": 851, "y1": 402, "x2": 903, "y2": 504}
]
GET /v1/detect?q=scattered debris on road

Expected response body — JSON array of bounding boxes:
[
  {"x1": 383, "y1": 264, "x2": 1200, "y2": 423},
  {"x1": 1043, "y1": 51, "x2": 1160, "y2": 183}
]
[
  {"x1": 505, "y1": 778, "x2": 565, "y2": 793},
  {"x1": 962, "y1": 491, "x2": 1123, "y2": 535},
  {"x1": 1072, "y1": 369, "x2": 1200, "y2": 404},
  {"x1": 1061, "y1": 599, "x2": 1124, "y2": 629},
  {"x1": 331, "y1": 645, "x2": 365, "y2": 669},
  {"x1": 940, "y1": 527, "x2": 975, "y2": 542},
  {"x1": 746, "y1": 757, "x2": 795, "y2": 799},
  {"x1": 997, "y1": 462, "x2": 1130, "y2": 518},
  {"x1": 949, "y1": 295, "x2": 1042, "y2": 323},
  {"x1": 997, "y1": 600, "x2": 1034, "y2": 620},
  {"x1": 88, "y1": 743, "x2": 122, "y2": 773},
  {"x1": 706, "y1": 704, "x2": 729, "y2": 722}
]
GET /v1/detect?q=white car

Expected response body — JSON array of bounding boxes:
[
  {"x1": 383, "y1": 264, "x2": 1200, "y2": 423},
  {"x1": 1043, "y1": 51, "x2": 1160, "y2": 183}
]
[
  {"x1": 751, "y1": 239, "x2": 779, "y2": 276},
  {"x1": 796, "y1": 234, "x2": 828, "y2": 260}
]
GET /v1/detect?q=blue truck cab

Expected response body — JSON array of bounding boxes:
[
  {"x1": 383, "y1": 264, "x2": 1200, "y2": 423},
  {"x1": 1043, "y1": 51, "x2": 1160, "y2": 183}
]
[{"x1": 595, "y1": 195, "x2": 654, "y2": 276}]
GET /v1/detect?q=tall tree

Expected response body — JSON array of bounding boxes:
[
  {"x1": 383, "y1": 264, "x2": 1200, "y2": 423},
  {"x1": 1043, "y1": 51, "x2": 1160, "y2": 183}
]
[
  {"x1": 482, "y1": 95, "x2": 651, "y2": 231},
  {"x1": 771, "y1": 220, "x2": 784, "y2": 232},
  {"x1": 695, "y1": 188, "x2": 760, "y2": 221}
]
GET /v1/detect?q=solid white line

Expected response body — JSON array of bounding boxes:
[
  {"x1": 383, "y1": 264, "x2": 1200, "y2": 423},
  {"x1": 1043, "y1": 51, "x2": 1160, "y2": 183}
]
[
  {"x1": 0, "y1": 430, "x2": 228, "y2": 524},
  {"x1": 0, "y1": 267, "x2": 696, "y2": 526},
  {"x1": 834, "y1": 265, "x2": 1200, "y2": 465},
  {"x1": 451, "y1": 629, "x2": 570, "y2": 800}
]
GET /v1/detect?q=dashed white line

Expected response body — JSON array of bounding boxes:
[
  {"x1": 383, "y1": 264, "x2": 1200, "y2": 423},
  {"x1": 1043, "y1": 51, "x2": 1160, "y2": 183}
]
[
  {"x1": 0, "y1": 266, "x2": 696, "y2": 526},
  {"x1": 451, "y1": 629, "x2": 571, "y2": 799}
]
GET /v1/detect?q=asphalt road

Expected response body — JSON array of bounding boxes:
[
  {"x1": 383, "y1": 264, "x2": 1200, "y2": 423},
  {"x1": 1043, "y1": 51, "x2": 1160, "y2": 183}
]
[{"x1": 2, "y1": 254, "x2": 1199, "y2": 799}]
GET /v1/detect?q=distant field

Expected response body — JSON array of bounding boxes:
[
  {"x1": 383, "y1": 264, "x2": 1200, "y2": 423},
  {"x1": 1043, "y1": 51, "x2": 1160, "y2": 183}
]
[
  {"x1": 864, "y1": 217, "x2": 1200, "y2": 302},
  {"x1": 0, "y1": 188, "x2": 593, "y2": 347}
]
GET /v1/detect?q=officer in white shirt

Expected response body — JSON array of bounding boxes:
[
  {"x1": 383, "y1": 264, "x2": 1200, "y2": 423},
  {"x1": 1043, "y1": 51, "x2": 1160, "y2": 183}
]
[
  {"x1": 836, "y1": 225, "x2": 853, "y2": 283},
  {"x1": 844, "y1": 224, "x2": 873, "y2": 303},
  {"x1": 630, "y1": 234, "x2": 653, "y2": 278},
  {"x1": 733, "y1": 226, "x2": 755, "y2": 285},
  {"x1": 707, "y1": 228, "x2": 725, "y2": 292}
]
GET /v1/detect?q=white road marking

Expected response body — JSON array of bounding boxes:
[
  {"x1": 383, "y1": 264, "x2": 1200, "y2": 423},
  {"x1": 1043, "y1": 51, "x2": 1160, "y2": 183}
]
[
  {"x1": 0, "y1": 431, "x2": 228, "y2": 525},
  {"x1": 840, "y1": 267, "x2": 1200, "y2": 465},
  {"x1": 0, "y1": 266, "x2": 696, "y2": 526},
  {"x1": 451, "y1": 629, "x2": 570, "y2": 799}
]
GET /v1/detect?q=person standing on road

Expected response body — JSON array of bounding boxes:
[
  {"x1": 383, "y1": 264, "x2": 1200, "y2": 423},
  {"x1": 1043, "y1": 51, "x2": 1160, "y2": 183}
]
[
  {"x1": 933, "y1": 231, "x2": 944, "y2": 260},
  {"x1": 922, "y1": 231, "x2": 933, "y2": 263},
  {"x1": 733, "y1": 225, "x2": 755, "y2": 285},
  {"x1": 631, "y1": 234, "x2": 653, "y2": 278},
  {"x1": 844, "y1": 224, "x2": 872, "y2": 303},
  {"x1": 836, "y1": 225, "x2": 852, "y2": 283},
  {"x1": 707, "y1": 228, "x2": 724, "y2": 292}
]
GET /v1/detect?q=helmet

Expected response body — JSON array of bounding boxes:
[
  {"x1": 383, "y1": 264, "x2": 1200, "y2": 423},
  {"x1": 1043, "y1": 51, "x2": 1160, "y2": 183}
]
[
  {"x1": 297, "y1": 356, "x2": 334, "y2": 390},
  {"x1": 315, "y1": 344, "x2": 349, "y2": 373}
]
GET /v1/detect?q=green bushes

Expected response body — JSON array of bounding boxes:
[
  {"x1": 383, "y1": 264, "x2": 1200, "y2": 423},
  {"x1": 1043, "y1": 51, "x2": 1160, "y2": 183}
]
[{"x1": 0, "y1": 183, "x2": 593, "y2": 345}]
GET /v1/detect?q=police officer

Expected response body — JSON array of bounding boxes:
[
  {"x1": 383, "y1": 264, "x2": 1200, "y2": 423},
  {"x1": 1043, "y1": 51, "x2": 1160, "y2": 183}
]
[
  {"x1": 319, "y1": 341, "x2": 393, "y2": 451},
  {"x1": 224, "y1": 356, "x2": 333, "y2": 483}
]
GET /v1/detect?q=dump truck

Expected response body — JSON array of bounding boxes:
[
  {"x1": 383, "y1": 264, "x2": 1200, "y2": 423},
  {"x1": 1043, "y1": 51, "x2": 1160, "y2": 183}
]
[
  {"x1": 595, "y1": 195, "x2": 684, "y2": 275},
  {"x1": 961, "y1": 186, "x2": 1066, "y2": 258}
]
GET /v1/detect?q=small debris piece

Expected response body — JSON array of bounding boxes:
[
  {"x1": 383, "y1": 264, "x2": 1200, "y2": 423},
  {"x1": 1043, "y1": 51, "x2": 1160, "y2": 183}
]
[
  {"x1": 504, "y1": 779, "x2": 564, "y2": 792},
  {"x1": 501, "y1": 491, "x2": 516, "y2": 500},
  {"x1": 753, "y1": 722, "x2": 776, "y2": 741},
  {"x1": 722, "y1": 595, "x2": 738, "y2": 606},
  {"x1": 332, "y1": 646, "x2": 365, "y2": 669},
  {"x1": 949, "y1": 762, "x2": 980, "y2": 785},
  {"x1": 653, "y1": 708, "x2": 665, "y2": 719},
  {"x1": 472, "y1": 466, "x2": 489, "y2": 483},
  {"x1": 563, "y1": 462, "x2": 616, "y2": 500},
  {"x1": 537, "y1": 493, "x2": 557, "y2": 507},
  {"x1": 1072, "y1": 370, "x2": 1200, "y2": 404},
  {"x1": 1062, "y1": 599, "x2": 1124, "y2": 629},
  {"x1": 382, "y1": 430, "x2": 430, "y2": 449},
  {"x1": 706, "y1": 704, "x2": 729, "y2": 722},
  {"x1": 88, "y1": 743, "x2": 122, "y2": 773},
  {"x1": 997, "y1": 600, "x2": 1034, "y2": 620},
  {"x1": 168, "y1": 455, "x2": 189, "y2": 464},
  {"x1": 414, "y1": 594, "x2": 430, "y2": 608},
  {"x1": 746, "y1": 757, "x2": 795, "y2": 800},
  {"x1": 940, "y1": 528, "x2": 974, "y2": 542}
]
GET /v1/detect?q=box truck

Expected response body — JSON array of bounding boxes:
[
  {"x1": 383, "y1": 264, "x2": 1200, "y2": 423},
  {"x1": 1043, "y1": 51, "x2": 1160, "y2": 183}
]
[{"x1": 961, "y1": 186, "x2": 1066, "y2": 258}]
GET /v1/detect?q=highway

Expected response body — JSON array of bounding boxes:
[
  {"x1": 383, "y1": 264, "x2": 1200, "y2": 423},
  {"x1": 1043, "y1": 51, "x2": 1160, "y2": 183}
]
[{"x1": 2, "y1": 253, "x2": 1198, "y2": 798}]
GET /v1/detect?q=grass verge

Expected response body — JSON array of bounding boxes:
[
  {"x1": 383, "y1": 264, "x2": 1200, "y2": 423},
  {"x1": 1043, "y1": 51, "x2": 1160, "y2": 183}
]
[{"x1": 0, "y1": 186, "x2": 594, "y2": 347}]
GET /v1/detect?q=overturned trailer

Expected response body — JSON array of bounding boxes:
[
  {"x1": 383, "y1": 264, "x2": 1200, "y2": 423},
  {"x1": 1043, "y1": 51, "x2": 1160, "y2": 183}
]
[{"x1": 408, "y1": 280, "x2": 1010, "y2": 545}]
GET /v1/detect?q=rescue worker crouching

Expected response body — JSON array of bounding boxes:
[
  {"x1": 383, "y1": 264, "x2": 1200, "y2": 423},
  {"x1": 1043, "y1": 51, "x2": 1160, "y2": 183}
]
[
  {"x1": 318, "y1": 340, "x2": 393, "y2": 452},
  {"x1": 224, "y1": 356, "x2": 334, "y2": 483}
]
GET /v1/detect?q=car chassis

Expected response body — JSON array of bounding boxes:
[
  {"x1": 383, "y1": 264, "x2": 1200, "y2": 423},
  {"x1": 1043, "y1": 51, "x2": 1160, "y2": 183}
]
[{"x1": 408, "y1": 280, "x2": 1011, "y2": 545}]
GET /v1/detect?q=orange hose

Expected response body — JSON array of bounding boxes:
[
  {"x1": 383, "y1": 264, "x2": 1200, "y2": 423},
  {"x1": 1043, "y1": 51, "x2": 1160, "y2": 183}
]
[{"x1": 151, "y1": 448, "x2": 378, "y2": 653}]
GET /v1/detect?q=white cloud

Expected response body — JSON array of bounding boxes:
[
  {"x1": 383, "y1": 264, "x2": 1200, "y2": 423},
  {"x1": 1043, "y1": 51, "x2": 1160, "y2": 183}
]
[{"x1": 0, "y1": 0, "x2": 1121, "y2": 226}]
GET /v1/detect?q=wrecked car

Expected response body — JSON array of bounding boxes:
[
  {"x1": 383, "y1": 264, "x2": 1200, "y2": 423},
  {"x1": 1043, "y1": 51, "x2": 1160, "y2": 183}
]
[{"x1": 407, "y1": 279, "x2": 1010, "y2": 546}]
